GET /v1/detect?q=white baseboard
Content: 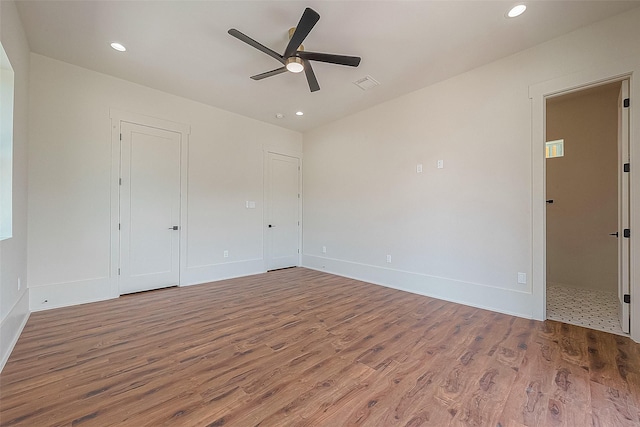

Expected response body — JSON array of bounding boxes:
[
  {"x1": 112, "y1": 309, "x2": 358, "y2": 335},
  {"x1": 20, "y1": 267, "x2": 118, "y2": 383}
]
[
  {"x1": 30, "y1": 277, "x2": 115, "y2": 312},
  {"x1": 181, "y1": 258, "x2": 265, "y2": 287},
  {"x1": 27, "y1": 259, "x2": 267, "y2": 312},
  {"x1": 1, "y1": 289, "x2": 30, "y2": 372},
  {"x1": 302, "y1": 254, "x2": 536, "y2": 319}
]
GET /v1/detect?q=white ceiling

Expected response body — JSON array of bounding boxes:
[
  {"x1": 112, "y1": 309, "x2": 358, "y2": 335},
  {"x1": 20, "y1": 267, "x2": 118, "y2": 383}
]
[{"x1": 15, "y1": 0, "x2": 640, "y2": 133}]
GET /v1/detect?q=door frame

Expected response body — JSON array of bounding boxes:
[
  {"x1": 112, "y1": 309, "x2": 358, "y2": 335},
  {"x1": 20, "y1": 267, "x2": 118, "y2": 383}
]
[
  {"x1": 109, "y1": 109, "x2": 190, "y2": 296},
  {"x1": 263, "y1": 149, "x2": 303, "y2": 271},
  {"x1": 543, "y1": 80, "x2": 628, "y2": 332},
  {"x1": 529, "y1": 58, "x2": 639, "y2": 341}
]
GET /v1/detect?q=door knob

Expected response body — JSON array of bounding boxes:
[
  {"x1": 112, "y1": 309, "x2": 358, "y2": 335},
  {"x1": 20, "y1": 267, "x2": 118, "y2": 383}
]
[
  {"x1": 168, "y1": 226, "x2": 179, "y2": 230},
  {"x1": 268, "y1": 224, "x2": 275, "y2": 228},
  {"x1": 609, "y1": 232, "x2": 619, "y2": 237},
  {"x1": 546, "y1": 199, "x2": 554, "y2": 204}
]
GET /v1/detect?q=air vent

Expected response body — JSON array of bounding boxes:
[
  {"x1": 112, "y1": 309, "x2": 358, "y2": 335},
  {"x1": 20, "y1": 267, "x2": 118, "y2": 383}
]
[{"x1": 353, "y1": 75, "x2": 380, "y2": 91}]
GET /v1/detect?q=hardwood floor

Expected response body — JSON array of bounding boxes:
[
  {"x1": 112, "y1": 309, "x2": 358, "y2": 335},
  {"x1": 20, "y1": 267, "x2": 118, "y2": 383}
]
[{"x1": 1, "y1": 268, "x2": 639, "y2": 426}]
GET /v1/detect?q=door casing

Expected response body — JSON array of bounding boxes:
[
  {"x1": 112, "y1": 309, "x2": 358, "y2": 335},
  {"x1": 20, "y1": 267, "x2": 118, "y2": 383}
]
[
  {"x1": 109, "y1": 109, "x2": 190, "y2": 297},
  {"x1": 530, "y1": 57, "x2": 639, "y2": 342}
]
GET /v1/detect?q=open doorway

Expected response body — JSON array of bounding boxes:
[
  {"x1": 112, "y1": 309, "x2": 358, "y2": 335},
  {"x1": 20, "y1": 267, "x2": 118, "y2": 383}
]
[{"x1": 545, "y1": 80, "x2": 629, "y2": 335}]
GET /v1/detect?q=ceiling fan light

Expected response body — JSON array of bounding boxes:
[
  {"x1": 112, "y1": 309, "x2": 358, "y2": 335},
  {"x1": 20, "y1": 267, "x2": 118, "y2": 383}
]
[{"x1": 286, "y1": 57, "x2": 304, "y2": 73}]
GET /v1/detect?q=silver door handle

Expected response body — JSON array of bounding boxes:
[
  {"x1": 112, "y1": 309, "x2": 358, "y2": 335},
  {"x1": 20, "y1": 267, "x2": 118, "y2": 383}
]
[{"x1": 168, "y1": 226, "x2": 179, "y2": 230}]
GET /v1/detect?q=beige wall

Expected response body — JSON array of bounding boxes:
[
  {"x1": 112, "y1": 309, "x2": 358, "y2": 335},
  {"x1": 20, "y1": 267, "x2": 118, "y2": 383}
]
[{"x1": 546, "y1": 83, "x2": 621, "y2": 292}]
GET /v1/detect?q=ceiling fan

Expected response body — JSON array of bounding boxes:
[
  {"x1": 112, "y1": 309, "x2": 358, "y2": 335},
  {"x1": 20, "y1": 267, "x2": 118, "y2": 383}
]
[{"x1": 228, "y1": 7, "x2": 361, "y2": 92}]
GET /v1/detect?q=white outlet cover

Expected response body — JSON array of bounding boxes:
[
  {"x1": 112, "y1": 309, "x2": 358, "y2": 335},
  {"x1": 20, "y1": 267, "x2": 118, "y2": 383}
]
[
  {"x1": 417, "y1": 164, "x2": 423, "y2": 173},
  {"x1": 517, "y1": 272, "x2": 526, "y2": 284},
  {"x1": 224, "y1": 250, "x2": 229, "y2": 258},
  {"x1": 437, "y1": 160, "x2": 444, "y2": 169},
  {"x1": 386, "y1": 255, "x2": 392, "y2": 263},
  {"x1": 322, "y1": 246, "x2": 327, "y2": 253}
]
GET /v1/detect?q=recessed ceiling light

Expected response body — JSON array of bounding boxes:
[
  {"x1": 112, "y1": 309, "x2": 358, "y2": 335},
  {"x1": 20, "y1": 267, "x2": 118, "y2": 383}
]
[
  {"x1": 275, "y1": 113, "x2": 284, "y2": 119},
  {"x1": 296, "y1": 111, "x2": 304, "y2": 116},
  {"x1": 110, "y1": 42, "x2": 126, "y2": 52},
  {"x1": 506, "y1": 4, "x2": 527, "y2": 18}
]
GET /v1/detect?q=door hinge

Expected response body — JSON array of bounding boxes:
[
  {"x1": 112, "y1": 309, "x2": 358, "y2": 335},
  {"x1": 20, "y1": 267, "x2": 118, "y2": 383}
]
[
  {"x1": 118, "y1": 268, "x2": 121, "y2": 275},
  {"x1": 624, "y1": 163, "x2": 630, "y2": 173},
  {"x1": 624, "y1": 294, "x2": 630, "y2": 304},
  {"x1": 120, "y1": 133, "x2": 122, "y2": 141},
  {"x1": 623, "y1": 98, "x2": 630, "y2": 108},
  {"x1": 119, "y1": 178, "x2": 122, "y2": 185},
  {"x1": 298, "y1": 194, "x2": 300, "y2": 199},
  {"x1": 119, "y1": 223, "x2": 121, "y2": 230},
  {"x1": 298, "y1": 221, "x2": 300, "y2": 226},
  {"x1": 624, "y1": 228, "x2": 630, "y2": 238},
  {"x1": 298, "y1": 249, "x2": 300, "y2": 254}
]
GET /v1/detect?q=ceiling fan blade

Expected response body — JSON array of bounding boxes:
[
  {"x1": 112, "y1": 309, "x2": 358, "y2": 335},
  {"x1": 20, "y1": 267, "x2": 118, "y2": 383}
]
[
  {"x1": 228, "y1": 29, "x2": 285, "y2": 64},
  {"x1": 284, "y1": 8, "x2": 320, "y2": 58},
  {"x1": 250, "y1": 67, "x2": 287, "y2": 80},
  {"x1": 298, "y1": 51, "x2": 361, "y2": 67},
  {"x1": 303, "y1": 60, "x2": 320, "y2": 92}
]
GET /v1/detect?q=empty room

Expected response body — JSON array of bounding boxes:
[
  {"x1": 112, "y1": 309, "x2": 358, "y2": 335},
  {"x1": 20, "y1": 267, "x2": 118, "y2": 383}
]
[{"x1": 1, "y1": 1, "x2": 640, "y2": 426}]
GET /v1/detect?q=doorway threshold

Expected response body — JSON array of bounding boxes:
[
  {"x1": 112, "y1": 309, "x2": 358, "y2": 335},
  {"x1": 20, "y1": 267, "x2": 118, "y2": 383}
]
[{"x1": 547, "y1": 283, "x2": 627, "y2": 336}]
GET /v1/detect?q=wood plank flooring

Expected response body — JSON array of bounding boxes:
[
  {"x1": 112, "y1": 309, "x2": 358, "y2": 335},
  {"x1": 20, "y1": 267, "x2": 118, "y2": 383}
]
[{"x1": 1, "y1": 267, "x2": 639, "y2": 426}]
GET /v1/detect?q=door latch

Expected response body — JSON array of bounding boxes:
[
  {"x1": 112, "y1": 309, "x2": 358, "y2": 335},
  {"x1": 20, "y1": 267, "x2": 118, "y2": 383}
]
[{"x1": 168, "y1": 225, "x2": 179, "y2": 230}]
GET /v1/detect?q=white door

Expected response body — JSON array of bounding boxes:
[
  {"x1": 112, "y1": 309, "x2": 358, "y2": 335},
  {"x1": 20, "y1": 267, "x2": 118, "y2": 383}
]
[
  {"x1": 120, "y1": 122, "x2": 181, "y2": 294},
  {"x1": 266, "y1": 153, "x2": 300, "y2": 270},
  {"x1": 618, "y1": 79, "x2": 631, "y2": 333}
]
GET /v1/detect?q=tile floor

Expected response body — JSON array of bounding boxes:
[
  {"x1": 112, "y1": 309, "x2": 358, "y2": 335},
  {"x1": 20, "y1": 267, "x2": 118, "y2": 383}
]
[{"x1": 546, "y1": 283, "x2": 627, "y2": 336}]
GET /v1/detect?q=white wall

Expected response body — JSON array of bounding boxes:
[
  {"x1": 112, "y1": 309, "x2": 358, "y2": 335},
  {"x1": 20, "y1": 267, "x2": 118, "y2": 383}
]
[
  {"x1": 302, "y1": 7, "x2": 640, "y2": 323},
  {"x1": 28, "y1": 54, "x2": 301, "y2": 310},
  {"x1": 0, "y1": 0, "x2": 30, "y2": 369},
  {"x1": 15, "y1": 4, "x2": 640, "y2": 351}
]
